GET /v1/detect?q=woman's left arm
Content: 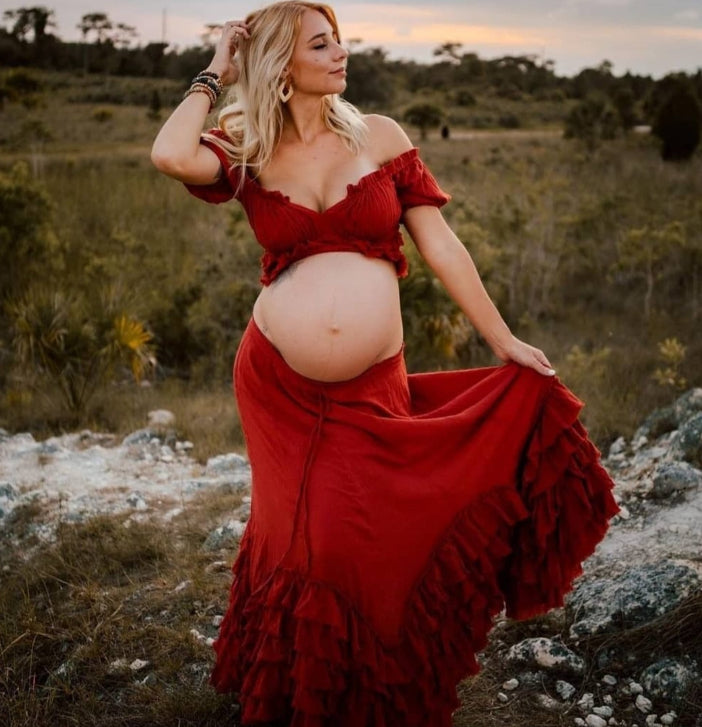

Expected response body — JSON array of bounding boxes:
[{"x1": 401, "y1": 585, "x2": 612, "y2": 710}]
[{"x1": 403, "y1": 206, "x2": 556, "y2": 377}]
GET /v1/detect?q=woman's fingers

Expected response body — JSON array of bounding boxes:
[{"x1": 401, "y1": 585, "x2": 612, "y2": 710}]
[
  {"x1": 531, "y1": 348, "x2": 556, "y2": 376},
  {"x1": 222, "y1": 20, "x2": 250, "y2": 43}
]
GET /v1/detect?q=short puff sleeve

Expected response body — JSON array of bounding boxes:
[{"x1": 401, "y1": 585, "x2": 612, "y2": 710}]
[
  {"x1": 392, "y1": 149, "x2": 451, "y2": 212},
  {"x1": 183, "y1": 129, "x2": 239, "y2": 204}
]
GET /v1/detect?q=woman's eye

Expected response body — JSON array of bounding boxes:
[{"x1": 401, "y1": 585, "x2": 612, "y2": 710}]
[{"x1": 313, "y1": 43, "x2": 327, "y2": 49}]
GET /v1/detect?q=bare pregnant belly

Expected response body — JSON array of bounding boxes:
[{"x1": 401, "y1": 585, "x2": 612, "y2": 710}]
[{"x1": 252, "y1": 253, "x2": 404, "y2": 382}]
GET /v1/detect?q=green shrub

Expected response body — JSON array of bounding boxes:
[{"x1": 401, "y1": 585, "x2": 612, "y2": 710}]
[
  {"x1": 92, "y1": 106, "x2": 114, "y2": 122},
  {"x1": 652, "y1": 83, "x2": 702, "y2": 161}
]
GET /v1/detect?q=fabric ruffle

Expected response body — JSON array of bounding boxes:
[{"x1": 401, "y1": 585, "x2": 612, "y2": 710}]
[
  {"x1": 259, "y1": 235, "x2": 409, "y2": 286},
  {"x1": 210, "y1": 381, "x2": 619, "y2": 727},
  {"x1": 498, "y1": 381, "x2": 621, "y2": 620}
]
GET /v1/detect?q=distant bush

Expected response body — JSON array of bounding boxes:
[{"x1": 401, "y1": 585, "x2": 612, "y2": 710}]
[
  {"x1": 0, "y1": 162, "x2": 56, "y2": 302},
  {"x1": 9, "y1": 288, "x2": 155, "y2": 418},
  {"x1": 652, "y1": 83, "x2": 701, "y2": 161},
  {"x1": 564, "y1": 95, "x2": 620, "y2": 150},
  {"x1": 403, "y1": 102, "x2": 443, "y2": 140},
  {"x1": 147, "y1": 89, "x2": 161, "y2": 120},
  {"x1": 0, "y1": 67, "x2": 43, "y2": 108},
  {"x1": 498, "y1": 114, "x2": 521, "y2": 129},
  {"x1": 452, "y1": 89, "x2": 477, "y2": 107},
  {"x1": 92, "y1": 106, "x2": 113, "y2": 122}
]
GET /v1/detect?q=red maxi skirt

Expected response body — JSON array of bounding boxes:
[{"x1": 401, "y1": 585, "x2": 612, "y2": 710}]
[{"x1": 211, "y1": 318, "x2": 619, "y2": 727}]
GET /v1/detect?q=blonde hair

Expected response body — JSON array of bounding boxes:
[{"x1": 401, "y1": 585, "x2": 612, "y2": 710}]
[{"x1": 203, "y1": 1, "x2": 367, "y2": 186}]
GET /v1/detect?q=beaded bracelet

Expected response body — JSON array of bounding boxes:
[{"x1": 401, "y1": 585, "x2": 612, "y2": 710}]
[
  {"x1": 183, "y1": 82, "x2": 218, "y2": 109},
  {"x1": 183, "y1": 70, "x2": 224, "y2": 110},
  {"x1": 194, "y1": 70, "x2": 224, "y2": 93}
]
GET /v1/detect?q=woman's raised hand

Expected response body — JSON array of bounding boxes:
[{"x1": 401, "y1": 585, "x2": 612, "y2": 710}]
[
  {"x1": 206, "y1": 20, "x2": 250, "y2": 87},
  {"x1": 493, "y1": 335, "x2": 556, "y2": 377}
]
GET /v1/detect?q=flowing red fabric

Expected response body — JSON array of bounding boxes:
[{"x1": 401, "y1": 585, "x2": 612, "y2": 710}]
[{"x1": 210, "y1": 318, "x2": 620, "y2": 726}]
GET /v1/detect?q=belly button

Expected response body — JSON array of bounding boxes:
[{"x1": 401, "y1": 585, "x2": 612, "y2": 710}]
[{"x1": 329, "y1": 324, "x2": 341, "y2": 335}]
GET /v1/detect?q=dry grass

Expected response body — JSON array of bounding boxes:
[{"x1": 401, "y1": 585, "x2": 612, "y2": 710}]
[
  {"x1": 1, "y1": 378, "x2": 244, "y2": 464},
  {"x1": 2, "y1": 492, "x2": 701, "y2": 727},
  {"x1": 0, "y1": 489, "x2": 245, "y2": 727}
]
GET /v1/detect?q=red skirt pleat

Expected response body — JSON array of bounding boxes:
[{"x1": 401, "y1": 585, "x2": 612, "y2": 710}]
[{"x1": 210, "y1": 318, "x2": 620, "y2": 726}]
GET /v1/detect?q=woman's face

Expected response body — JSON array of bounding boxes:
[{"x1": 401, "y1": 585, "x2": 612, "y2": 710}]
[{"x1": 286, "y1": 9, "x2": 349, "y2": 97}]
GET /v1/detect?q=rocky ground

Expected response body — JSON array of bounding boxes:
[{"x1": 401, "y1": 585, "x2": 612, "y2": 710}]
[{"x1": 1, "y1": 392, "x2": 701, "y2": 726}]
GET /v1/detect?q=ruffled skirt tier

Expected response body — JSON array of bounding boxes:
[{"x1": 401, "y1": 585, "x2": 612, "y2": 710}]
[{"x1": 210, "y1": 318, "x2": 619, "y2": 726}]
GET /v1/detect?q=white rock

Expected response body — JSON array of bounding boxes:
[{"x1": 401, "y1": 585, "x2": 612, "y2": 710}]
[
  {"x1": 602, "y1": 674, "x2": 617, "y2": 685},
  {"x1": 578, "y1": 693, "x2": 595, "y2": 711},
  {"x1": 502, "y1": 678, "x2": 519, "y2": 691},
  {"x1": 586, "y1": 715, "x2": 607, "y2": 727},
  {"x1": 630, "y1": 681, "x2": 644, "y2": 694},
  {"x1": 147, "y1": 409, "x2": 176, "y2": 428},
  {"x1": 574, "y1": 719, "x2": 586, "y2": 727},
  {"x1": 609, "y1": 436, "x2": 627, "y2": 456},
  {"x1": 645, "y1": 716, "x2": 659, "y2": 726},
  {"x1": 537, "y1": 694, "x2": 562, "y2": 710},
  {"x1": 129, "y1": 659, "x2": 149, "y2": 671},
  {"x1": 660, "y1": 713, "x2": 677, "y2": 725},
  {"x1": 603, "y1": 695, "x2": 613, "y2": 705},
  {"x1": 636, "y1": 694, "x2": 653, "y2": 713},
  {"x1": 556, "y1": 680, "x2": 576, "y2": 700},
  {"x1": 174, "y1": 579, "x2": 191, "y2": 593},
  {"x1": 212, "y1": 614, "x2": 224, "y2": 627},
  {"x1": 616, "y1": 505, "x2": 631, "y2": 520},
  {"x1": 497, "y1": 692, "x2": 509, "y2": 703},
  {"x1": 108, "y1": 658, "x2": 129, "y2": 673},
  {"x1": 593, "y1": 706, "x2": 613, "y2": 718}
]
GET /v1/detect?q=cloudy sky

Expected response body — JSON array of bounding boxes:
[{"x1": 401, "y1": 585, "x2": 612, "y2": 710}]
[{"x1": 42, "y1": 0, "x2": 702, "y2": 77}]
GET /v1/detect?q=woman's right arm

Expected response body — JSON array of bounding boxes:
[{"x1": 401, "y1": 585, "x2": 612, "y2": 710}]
[{"x1": 150, "y1": 20, "x2": 249, "y2": 185}]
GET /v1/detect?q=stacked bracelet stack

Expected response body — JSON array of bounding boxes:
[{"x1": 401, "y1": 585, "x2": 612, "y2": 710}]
[{"x1": 183, "y1": 70, "x2": 224, "y2": 110}]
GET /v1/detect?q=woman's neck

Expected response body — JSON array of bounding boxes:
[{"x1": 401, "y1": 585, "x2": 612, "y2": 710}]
[{"x1": 281, "y1": 94, "x2": 328, "y2": 146}]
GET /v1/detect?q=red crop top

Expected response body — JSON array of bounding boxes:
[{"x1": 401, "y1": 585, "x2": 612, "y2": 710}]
[{"x1": 184, "y1": 129, "x2": 451, "y2": 285}]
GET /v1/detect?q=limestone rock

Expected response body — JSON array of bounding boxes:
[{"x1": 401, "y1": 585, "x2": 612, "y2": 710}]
[
  {"x1": 634, "y1": 406, "x2": 677, "y2": 441},
  {"x1": 568, "y1": 561, "x2": 700, "y2": 638},
  {"x1": 202, "y1": 519, "x2": 247, "y2": 551},
  {"x1": 650, "y1": 461, "x2": 702, "y2": 498},
  {"x1": 505, "y1": 637, "x2": 585, "y2": 676},
  {"x1": 672, "y1": 387, "x2": 702, "y2": 424},
  {"x1": 640, "y1": 657, "x2": 700, "y2": 705},
  {"x1": 206, "y1": 453, "x2": 249, "y2": 476},
  {"x1": 676, "y1": 412, "x2": 702, "y2": 467},
  {"x1": 122, "y1": 428, "x2": 156, "y2": 446},
  {"x1": 147, "y1": 409, "x2": 176, "y2": 430}
]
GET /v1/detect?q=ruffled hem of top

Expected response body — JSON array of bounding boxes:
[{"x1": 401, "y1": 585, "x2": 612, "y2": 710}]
[
  {"x1": 209, "y1": 379, "x2": 618, "y2": 726},
  {"x1": 259, "y1": 238, "x2": 408, "y2": 286}
]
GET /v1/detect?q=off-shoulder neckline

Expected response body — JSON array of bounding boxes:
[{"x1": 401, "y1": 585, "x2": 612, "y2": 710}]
[{"x1": 245, "y1": 146, "x2": 420, "y2": 216}]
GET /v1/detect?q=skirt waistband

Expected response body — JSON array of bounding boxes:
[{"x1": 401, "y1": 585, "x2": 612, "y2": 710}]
[{"x1": 246, "y1": 316, "x2": 407, "y2": 397}]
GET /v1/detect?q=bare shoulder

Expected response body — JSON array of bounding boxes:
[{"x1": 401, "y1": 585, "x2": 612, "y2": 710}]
[{"x1": 362, "y1": 114, "x2": 414, "y2": 165}]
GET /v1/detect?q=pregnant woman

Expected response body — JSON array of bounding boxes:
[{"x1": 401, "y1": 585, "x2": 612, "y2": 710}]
[{"x1": 151, "y1": 2, "x2": 619, "y2": 725}]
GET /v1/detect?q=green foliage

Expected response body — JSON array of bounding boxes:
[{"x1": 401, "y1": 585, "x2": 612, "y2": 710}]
[
  {"x1": 400, "y1": 245, "x2": 470, "y2": 370},
  {"x1": 652, "y1": 80, "x2": 702, "y2": 161},
  {"x1": 615, "y1": 221, "x2": 686, "y2": 319},
  {"x1": 452, "y1": 88, "x2": 477, "y2": 107},
  {"x1": 147, "y1": 88, "x2": 161, "y2": 119},
  {"x1": 563, "y1": 94, "x2": 620, "y2": 151},
  {"x1": 344, "y1": 47, "x2": 396, "y2": 109},
  {"x1": 0, "y1": 66, "x2": 43, "y2": 109},
  {"x1": 403, "y1": 102, "x2": 443, "y2": 140},
  {"x1": 0, "y1": 162, "x2": 57, "y2": 301},
  {"x1": 653, "y1": 337, "x2": 687, "y2": 392},
  {"x1": 9, "y1": 288, "x2": 155, "y2": 417},
  {"x1": 91, "y1": 105, "x2": 113, "y2": 122}
]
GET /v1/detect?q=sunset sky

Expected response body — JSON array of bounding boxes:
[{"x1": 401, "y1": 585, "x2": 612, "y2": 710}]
[{"x1": 37, "y1": 0, "x2": 702, "y2": 77}]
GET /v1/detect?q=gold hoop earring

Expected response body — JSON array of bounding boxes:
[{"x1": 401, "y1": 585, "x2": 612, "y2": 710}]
[{"x1": 278, "y1": 78, "x2": 293, "y2": 103}]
